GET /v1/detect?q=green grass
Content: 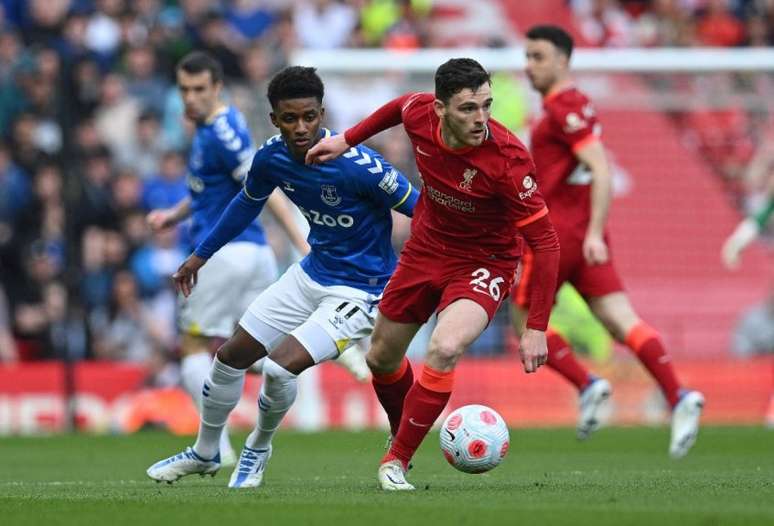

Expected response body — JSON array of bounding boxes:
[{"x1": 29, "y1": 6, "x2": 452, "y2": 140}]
[{"x1": 2, "y1": 427, "x2": 773, "y2": 526}]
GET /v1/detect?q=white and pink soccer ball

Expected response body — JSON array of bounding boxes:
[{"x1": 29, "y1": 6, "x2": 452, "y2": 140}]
[{"x1": 440, "y1": 404, "x2": 510, "y2": 474}]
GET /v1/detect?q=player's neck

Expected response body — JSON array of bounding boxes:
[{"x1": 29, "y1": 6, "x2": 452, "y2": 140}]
[
  {"x1": 204, "y1": 103, "x2": 228, "y2": 124},
  {"x1": 543, "y1": 78, "x2": 573, "y2": 101}
]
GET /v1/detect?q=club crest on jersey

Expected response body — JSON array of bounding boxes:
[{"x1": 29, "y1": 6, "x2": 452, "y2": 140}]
[
  {"x1": 320, "y1": 184, "x2": 342, "y2": 207},
  {"x1": 459, "y1": 168, "x2": 477, "y2": 191}
]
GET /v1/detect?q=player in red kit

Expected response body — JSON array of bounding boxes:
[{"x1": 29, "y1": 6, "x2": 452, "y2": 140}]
[
  {"x1": 307, "y1": 58, "x2": 560, "y2": 490},
  {"x1": 511, "y1": 25, "x2": 704, "y2": 458}
]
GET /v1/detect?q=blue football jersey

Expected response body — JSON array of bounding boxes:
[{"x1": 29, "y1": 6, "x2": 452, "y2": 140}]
[
  {"x1": 187, "y1": 105, "x2": 266, "y2": 248},
  {"x1": 244, "y1": 129, "x2": 417, "y2": 294}
]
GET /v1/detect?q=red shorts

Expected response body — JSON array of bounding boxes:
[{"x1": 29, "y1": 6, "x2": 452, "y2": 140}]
[
  {"x1": 512, "y1": 234, "x2": 624, "y2": 308},
  {"x1": 379, "y1": 243, "x2": 518, "y2": 324}
]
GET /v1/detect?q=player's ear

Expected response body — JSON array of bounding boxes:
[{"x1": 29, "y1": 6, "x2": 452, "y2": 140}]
[
  {"x1": 269, "y1": 112, "x2": 279, "y2": 128},
  {"x1": 319, "y1": 106, "x2": 325, "y2": 119},
  {"x1": 433, "y1": 99, "x2": 445, "y2": 119}
]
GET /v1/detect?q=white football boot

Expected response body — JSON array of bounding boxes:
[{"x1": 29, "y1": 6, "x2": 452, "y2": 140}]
[
  {"x1": 669, "y1": 390, "x2": 704, "y2": 459},
  {"x1": 577, "y1": 377, "x2": 612, "y2": 440},
  {"x1": 228, "y1": 445, "x2": 272, "y2": 488},
  {"x1": 146, "y1": 447, "x2": 220, "y2": 483},
  {"x1": 377, "y1": 459, "x2": 415, "y2": 491}
]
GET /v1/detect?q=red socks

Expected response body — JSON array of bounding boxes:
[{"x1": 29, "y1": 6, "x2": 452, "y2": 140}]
[
  {"x1": 383, "y1": 365, "x2": 453, "y2": 469},
  {"x1": 626, "y1": 322, "x2": 681, "y2": 408},
  {"x1": 371, "y1": 358, "x2": 414, "y2": 436},
  {"x1": 544, "y1": 330, "x2": 592, "y2": 391}
]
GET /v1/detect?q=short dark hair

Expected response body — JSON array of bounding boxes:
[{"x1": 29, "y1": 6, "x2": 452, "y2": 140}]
[
  {"x1": 176, "y1": 51, "x2": 223, "y2": 84},
  {"x1": 266, "y1": 66, "x2": 324, "y2": 109},
  {"x1": 526, "y1": 25, "x2": 574, "y2": 58},
  {"x1": 434, "y1": 58, "x2": 491, "y2": 104}
]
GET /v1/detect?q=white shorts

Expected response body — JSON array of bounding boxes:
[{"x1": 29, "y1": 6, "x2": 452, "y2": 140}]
[
  {"x1": 178, "y1": 242, "x2": 278, "y2": 338},
  {"x1": 239, "y1": 263, "x2": 378, "y2": 364}
]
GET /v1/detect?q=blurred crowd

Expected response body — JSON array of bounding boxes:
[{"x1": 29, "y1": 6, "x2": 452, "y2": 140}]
[
  {"x1": 571, "y1": 0, "x2": 774, "y2": 48},
  {"x1": 0, "y1": 0, "x2": 430, "y2": 371},
  {"x1": 568, "y1": 0, "x2": 774, "y2": 213}
]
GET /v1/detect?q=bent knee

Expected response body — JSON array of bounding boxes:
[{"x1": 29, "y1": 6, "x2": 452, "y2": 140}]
[
  {"x1": 427, "y1": 338, "x2": 464, "y2": 369},
  {"x1": 366, "y1": 341, "x2": 401, "y2": 374},
  {"x1": 216, "y1": 336, "x2": 266, "y2": 369}
]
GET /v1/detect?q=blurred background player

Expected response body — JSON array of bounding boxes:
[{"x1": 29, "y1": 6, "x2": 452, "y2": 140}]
[
  {"x1": 145, "y1": 51, "x2": 310, "y2": 466},
  {"x1": 307, "y1": 58, "x2": 560, "y2": 491},
  {"x1": 721, "y1": 171, "x2": 773, "y2": 269},
  {"x1": 511, "y1": 25, "x2": 704, "y2": 458},
  {"x1": 146, "y1": 66, "x2": 418, "y2": 487}
]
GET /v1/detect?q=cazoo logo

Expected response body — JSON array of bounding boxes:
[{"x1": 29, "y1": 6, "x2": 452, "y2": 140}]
[{"x1": 299, "y1": 206, "x2": 354, "y2": 228}]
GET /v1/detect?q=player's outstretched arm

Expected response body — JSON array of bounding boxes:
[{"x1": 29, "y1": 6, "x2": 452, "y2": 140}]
[
  {"x1": 172, "y1": 254, "x2": 205, "y2": 298},
  {"x1": 265, "y1": 189, "x2": 311, "y2": 255},
  {"x1": 721, "y1": 195, "x2": 773, "y2": 269},
  {"x1": 181, "y1": 190, "x2": 268, "y2": 297},
  {"x1": 305, "y1": 133, "x2": 350, "y2": 164},
  {"x1": 147, "y1": 196, "x2": 192, "y2": 231},
  {"x1": 305, "y1": 95, "x2": 411, "y2": 164},
  {"x1": 518, "y1": 214, "x2": 561, "y2": 373}
]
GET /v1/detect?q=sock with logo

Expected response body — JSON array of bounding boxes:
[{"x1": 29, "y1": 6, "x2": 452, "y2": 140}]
[
  {"x1": 192, "y1": 357, "x2": 245, "y2": 460},
  {"x1": 625, "y1": 322, "x2": 681, "y2": 408},
  {"x1": 384, "y1": 365, "x2": 453, "y2": 469},
  {"x1": 544, "y1": 329, "x2": 593, "y2": 391},
  {"x1": 245, "y1": 358, "x2": 298, "y2": 450},
  {"x1": 371, "y1": 357, "x2": 414, "y2": 436},
  {"x1": 181, "y1": 352, "x2": 233, "y2": 458}
]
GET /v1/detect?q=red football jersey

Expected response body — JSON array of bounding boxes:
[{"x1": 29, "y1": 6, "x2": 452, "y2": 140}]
[
  {"x1": 350, "y1": 92, "x2": 548, "y2": 262},
  {"x1": 530, "y1": 86, "x2": 601, "y2": 237}
]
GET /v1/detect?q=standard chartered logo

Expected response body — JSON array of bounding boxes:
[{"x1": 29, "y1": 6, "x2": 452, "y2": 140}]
[{"x1": 299, "y1": 206, "x2": 354, "y2": 228}]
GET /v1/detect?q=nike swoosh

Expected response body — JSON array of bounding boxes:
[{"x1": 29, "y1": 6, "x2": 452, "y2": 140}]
[
  {"x1": 385, "y1": 473, "x2": 405, "y2": 485},
  {"x1": 445, "y1": 429, "x2": 455, "y2": 441},
  {"x1": 416, "y1": 146, "x2": 432, "y2": 157},
  {"x1": 409, "y1": 418, "x2": 431, "y2": 428}
]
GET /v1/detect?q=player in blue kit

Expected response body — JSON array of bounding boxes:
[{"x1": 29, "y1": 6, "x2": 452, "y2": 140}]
[
  {"x1": 146, "y1": 66, "x2": 418, "y2": 488},
  {"x1": 146, "y1": 52, "x2": 308, "y2": 466}
]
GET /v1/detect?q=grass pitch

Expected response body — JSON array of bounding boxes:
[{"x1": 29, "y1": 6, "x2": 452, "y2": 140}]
[{"x1": 2, "y1": 427, "x2": 772, "y2": 526}]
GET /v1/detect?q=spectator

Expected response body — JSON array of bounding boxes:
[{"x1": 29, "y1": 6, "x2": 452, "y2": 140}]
[
  {"x1": 293, "y1": 0, "x2": 358, "y2": 49},
  {"x1": 89, "y1": 269, "x2": 174, "y2": 363},
  {"x1": 732, "y1": 290, "x2": 774, "y2": 357},
  {"x1": 123, "y1": 44, "x2": 169, "y2": 115},
  {"x1": 94, "y1": 73, "x2": 141, "y2": 162},
  {"x1": 140, "y1": 150, "x2": 188, "y2": 211},
  {"x1": 696, "y1": 0, "x2": 745, "y2": 47},
  {"x1": 0, "y1": 284, "x2": 17, "y2": 362}
]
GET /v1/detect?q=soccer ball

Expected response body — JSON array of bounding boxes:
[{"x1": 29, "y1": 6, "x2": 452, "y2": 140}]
[{"x1": 439, "y1": 404, "x2": 510, "y2": 474}]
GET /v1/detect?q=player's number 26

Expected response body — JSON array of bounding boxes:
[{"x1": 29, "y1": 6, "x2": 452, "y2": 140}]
[{"x1": 469, "y1": 268, "x2": 505, "y2": 301}]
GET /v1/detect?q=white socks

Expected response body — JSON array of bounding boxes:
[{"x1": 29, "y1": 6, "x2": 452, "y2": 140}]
[
  {"x1": 182, "y1": 353, "x2": 234, "y2": 459},
  {"x1": 245, "y1": 358, "x2": 298, "y2": 450},
  {"x1": 192, "y1": 356, "x2": 245, "y2": 460}
]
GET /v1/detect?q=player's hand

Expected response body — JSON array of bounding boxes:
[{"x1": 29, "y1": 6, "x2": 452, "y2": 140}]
[
  {"x1": 583, "y1": 233, "x2": 609, "y2": 265},
  {"x1": 147, "y1": 209, "x2": 176, "y2": 232},
  {"x1": 172, "y1": 254, "x2": 206, "y2": 297},
  {"x1": 519, "y1": 328, "x2": 547, "y2": 374},
  {"x1": 305, "y1": 134, "x2": 349, "y2": 164},
  {"x1": 721, "y1": 218, "x2": 758, "y2": 270}
]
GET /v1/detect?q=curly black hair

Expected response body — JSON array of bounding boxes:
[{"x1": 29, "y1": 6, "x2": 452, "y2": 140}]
[{"x1": 267, "y1": 66, "x2": 324, "y2": 109}]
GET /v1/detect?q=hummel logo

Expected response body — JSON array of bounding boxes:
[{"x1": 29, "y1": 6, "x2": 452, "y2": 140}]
[
  {"x1": 409, "y1": 418, "x2": 431, "y2": 428},
  {"x1": 416, "y1": 145, "x2": 432, "y2": 157}
]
